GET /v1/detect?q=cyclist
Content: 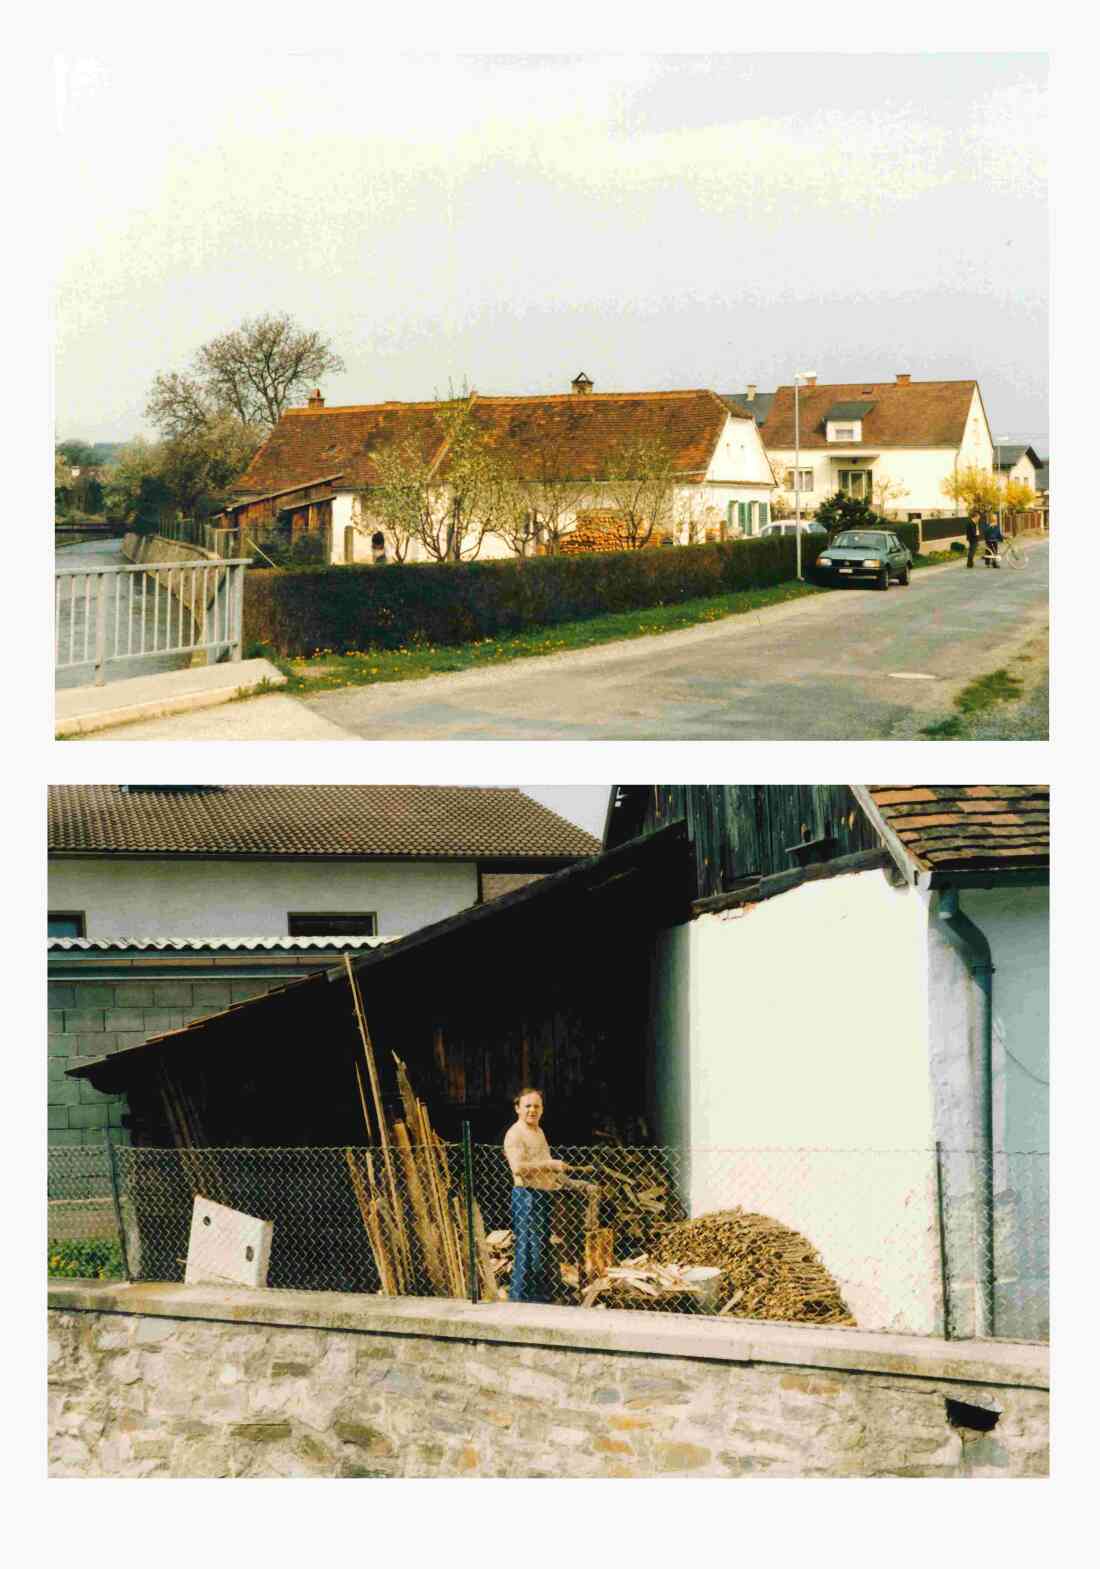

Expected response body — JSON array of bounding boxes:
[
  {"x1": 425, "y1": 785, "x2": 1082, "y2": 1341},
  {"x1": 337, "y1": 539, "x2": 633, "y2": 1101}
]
[{"x1": 982, "y1": 515, "x2": 1004, "y2": 567}]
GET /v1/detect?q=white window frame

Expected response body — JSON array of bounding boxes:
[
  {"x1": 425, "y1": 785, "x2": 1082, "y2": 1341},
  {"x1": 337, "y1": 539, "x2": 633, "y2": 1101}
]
[
  {"x1": 827, "y1": 422, "x2": 860, "y2": 443},
  {"x1": 785, "y1": 468, "x2": 813, "y2": 493}
]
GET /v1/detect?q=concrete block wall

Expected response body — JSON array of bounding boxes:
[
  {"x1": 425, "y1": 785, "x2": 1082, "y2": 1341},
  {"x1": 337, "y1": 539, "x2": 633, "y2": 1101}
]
[{"x1": 47, "y1": 975, "x2": 281, "y2": 1145}]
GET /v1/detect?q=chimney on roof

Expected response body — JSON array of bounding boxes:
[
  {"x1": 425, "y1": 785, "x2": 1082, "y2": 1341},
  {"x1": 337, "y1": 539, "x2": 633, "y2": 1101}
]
[
  {"x1": 804, "y1": 375, "x2": 817, "y2": 389},
  {"x1": 571, "y1": 372, "x2": 594, "y2": 396},
  {"x1": 308, "y1": 389, "x2": 325, "y2": 409},
  {"x1": 745, "y1": 384, "x2": 757, "y2": 402},
  {"x1": 896, "y1": 373, "x2": 911, "y2": 387}
]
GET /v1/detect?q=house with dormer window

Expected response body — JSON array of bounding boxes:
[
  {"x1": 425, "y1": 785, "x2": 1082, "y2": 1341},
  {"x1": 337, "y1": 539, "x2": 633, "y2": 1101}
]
[{"x1": 727, "y1": 374, "x2": 995, "y2": 523}]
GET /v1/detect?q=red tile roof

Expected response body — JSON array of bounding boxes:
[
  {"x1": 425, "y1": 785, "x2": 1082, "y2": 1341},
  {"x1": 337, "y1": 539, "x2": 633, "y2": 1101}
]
[
  {"x1": 234, "y1": 390, "x2": 734, "y2": 495},
  {"x1": 868, "y1": 786, "x2": 1049, "y2": 874},
  {"x1": 47, "y1": 786, "x2": 601, "y2": 862},
  {"x1": 760, "y1": 380, "x2": 982, "y2": 451}
]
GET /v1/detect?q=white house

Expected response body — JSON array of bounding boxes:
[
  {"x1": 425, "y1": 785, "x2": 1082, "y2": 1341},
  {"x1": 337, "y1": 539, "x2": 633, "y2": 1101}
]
[
  {"x1": 729, "y1": 374, "x2": 995, "y2": 522},
  {"x1": 225, "y1": 377, "x2": 777, "y2": 563},
  {"x1": 605, "y1": 784, "x2": 1049, "y2": 1341},
  {"x1": 994, "y1": 444, "x2": 1041, "y2": 495}
]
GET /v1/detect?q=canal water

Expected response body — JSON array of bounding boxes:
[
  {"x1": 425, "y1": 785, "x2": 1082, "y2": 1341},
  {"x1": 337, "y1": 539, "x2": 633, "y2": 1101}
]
[{"x1": 54, "y1": 539, "x2": 198, "y2": 689}]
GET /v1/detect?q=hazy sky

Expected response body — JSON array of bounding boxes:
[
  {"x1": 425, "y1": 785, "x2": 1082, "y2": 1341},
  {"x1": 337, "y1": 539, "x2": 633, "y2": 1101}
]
[
  {"x1": 54, "y1": 52, "x2": 1048, "y2": 450},
  {"x1": 522, "y1": 786, "x2": 610, "y2": 839}
]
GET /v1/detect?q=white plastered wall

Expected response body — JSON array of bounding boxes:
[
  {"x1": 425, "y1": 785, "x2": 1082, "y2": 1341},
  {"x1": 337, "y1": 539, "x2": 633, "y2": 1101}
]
[
  {"x1": 649, "y1": 870, "x2": 942, "y2": 1333},
  {"x1": 48, "y1": 857, "x2": 480, "y2": 940}
]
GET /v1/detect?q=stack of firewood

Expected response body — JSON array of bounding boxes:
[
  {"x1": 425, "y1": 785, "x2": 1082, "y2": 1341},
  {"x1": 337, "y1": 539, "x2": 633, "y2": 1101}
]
[{"x1": 580, "y1": 1256, "x2": 721, "y2": 1310}]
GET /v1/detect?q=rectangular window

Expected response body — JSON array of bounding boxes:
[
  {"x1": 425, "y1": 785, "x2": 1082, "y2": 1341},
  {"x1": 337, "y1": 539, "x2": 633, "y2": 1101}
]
[
  {"x1": 838, "y1": 470, "x2": 872, "y2": 501},
  {"x1": 738, "y1": 500, "x2": 752, "y2": 535},
  {"x1": 760, "y1": 501, "x2": 770, "y2": 526},
  {"x1": 831, "y1": 424, "x2": 857, "y2": 442},
  {"x1": 784, "y1": 469, "x2": 813, "y2": 493},
  {"x1": 287, "y1": 913, "x2": 378, "y2": 937},
  {"x1": 48, "y1": 912, "x2": 85, "y2": 938}
]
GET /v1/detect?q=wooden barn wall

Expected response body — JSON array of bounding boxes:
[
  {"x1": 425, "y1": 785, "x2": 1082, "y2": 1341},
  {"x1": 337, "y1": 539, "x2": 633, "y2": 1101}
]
[{"x1": 623, "y1": 786, "x2": 879, "y2": 899}]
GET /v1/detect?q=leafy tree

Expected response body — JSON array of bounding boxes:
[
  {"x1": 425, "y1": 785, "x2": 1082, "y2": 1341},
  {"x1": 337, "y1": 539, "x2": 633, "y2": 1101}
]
[
  {"x1": 1003, "y1": 478, "x2": 1038, "y2": 513},
  {"x1": 147, "y1": 312, "x2": 345, "y2": 436},
  {"x1": 103, "y1": 439, "x2": 174, "y2": 526},
  {"x1": 940, "y1": 464, "x2": 1001, "y2": 515},
  {"x1": 56, "y1": 439, "x2": 100, "y2": 469}
]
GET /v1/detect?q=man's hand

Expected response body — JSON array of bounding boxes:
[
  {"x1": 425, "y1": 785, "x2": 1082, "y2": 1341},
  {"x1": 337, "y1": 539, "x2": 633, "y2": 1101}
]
[{"x1": 550, "y1": 1159, "x2": 568, "y2": 1172}]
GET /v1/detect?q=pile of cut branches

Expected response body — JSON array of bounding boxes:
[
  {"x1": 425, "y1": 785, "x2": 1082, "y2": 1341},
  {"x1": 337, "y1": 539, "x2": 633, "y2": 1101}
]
[{"x1": 650, "y1": 1209, "x2": 854, "y2": 1325}]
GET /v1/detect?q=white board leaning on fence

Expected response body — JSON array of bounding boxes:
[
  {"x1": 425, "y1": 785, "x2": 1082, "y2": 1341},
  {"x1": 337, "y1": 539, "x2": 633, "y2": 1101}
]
[{"x1": 184, "y1": 1195, "x2": 273, "y2": 1289}]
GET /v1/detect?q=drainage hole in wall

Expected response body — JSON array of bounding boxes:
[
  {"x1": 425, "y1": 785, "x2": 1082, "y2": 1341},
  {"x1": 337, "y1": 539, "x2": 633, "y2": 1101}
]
[
  {"x1": 202, "y1": 1215, "x2": 211, "y2": 1226},
  {"x1": 945, "y1": 1398, "x2": 1000, "y2": 1433},
  {"x1": 245, "y1": 1245, "x2": 255, "y2": 1262}
]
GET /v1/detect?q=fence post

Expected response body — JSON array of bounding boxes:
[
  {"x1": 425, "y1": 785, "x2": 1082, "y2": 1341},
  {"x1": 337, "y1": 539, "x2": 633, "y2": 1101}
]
[
  {"x1": 934, "y1": 1141, "x2": 951, "y2": 1340},
  {"x1": 231, "y1": 564, "x2": 244, "y2": 662},
  {"x1": 461, "y1": 1121, "x2": 478, "y2": 1304},
  {"x1": 93, "y1": 573, "x2": 108, "y2": 686},
  {"x1": 104, "y1": 1130, "x2": 132, "y2": 1282}
]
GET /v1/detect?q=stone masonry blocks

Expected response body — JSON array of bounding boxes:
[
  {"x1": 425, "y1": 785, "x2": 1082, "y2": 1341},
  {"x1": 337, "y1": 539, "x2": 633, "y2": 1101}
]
[{"x1": 47, "y1": 1296, "x2": 1049, "y2": 1480}]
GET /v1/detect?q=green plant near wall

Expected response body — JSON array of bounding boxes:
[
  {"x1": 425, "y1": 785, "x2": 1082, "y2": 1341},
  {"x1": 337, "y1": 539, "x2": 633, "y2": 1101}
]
[
  {"x1": 243, "y1": 534, "x2": 828, "y2": 659},
  {"x1": 48, "y1": 1238, "x2": 124, "y2": 1280}
]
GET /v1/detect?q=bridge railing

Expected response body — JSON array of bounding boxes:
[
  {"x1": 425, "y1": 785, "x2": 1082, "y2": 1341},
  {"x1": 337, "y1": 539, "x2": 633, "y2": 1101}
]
[{"x1": 54, "y1": 560, "x2": 250, "y2": 686}]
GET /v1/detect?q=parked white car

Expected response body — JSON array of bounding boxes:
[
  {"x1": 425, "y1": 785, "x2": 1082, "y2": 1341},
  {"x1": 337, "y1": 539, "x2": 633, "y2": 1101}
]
[{"x1": 760, "y1": 520, "x2": 827, "y2": 538}]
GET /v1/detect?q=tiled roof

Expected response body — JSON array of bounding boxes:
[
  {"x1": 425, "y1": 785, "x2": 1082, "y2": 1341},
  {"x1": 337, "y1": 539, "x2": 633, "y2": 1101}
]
[
  {"x1": 47, "y1": 935, "x2": 394, "y2": 952},
  {"x1": 994, "y1": 444, "x2": 1041, "y2": 470},
  {"x1": 868, "y1": 786, "x2": 1049, "y2": 874},
  {"x1": 234, "y1": 390, "x2": 733, "y2": 495},
  {"x1": 759, "y1": 380, "x2": 981, "y2": 451},
  {"x1": 47, "y1": 787, "x2": 601, "y2": 861}
]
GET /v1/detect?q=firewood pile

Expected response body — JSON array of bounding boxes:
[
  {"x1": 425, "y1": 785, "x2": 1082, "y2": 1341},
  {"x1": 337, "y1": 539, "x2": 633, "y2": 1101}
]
[
  {"x1": 557, "y1": 513, "x2": 672, "y2": 555},
  {"x1": 580, "y1": 1257, "x2": 721, "y2": 1311},
  {"x1": 649, "y1": 1209, "x2": 855, "y2": 1326},
  {"x1": 585, "y1": 1151, "x2": 685, "y2": 1255}
]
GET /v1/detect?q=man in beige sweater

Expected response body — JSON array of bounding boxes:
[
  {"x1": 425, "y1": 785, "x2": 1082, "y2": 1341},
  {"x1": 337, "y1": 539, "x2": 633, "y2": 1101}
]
[{"x1": 503, "y1": 1089, "x2": 568, "y2": 1302}]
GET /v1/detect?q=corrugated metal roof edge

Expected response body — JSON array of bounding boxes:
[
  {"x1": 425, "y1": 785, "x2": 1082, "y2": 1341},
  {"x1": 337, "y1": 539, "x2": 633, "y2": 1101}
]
[{"x1": 48, "y1": 936, "x2": 398, "y2": 952}]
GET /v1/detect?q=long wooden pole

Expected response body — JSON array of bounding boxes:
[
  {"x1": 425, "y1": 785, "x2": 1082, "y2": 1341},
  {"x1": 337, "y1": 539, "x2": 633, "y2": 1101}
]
[{"x1": 343, "y1": 955, "x2": 411, "y2": 1282}]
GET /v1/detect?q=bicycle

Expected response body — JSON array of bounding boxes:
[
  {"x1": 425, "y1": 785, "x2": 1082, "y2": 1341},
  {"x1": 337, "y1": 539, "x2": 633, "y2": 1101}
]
[{"x1": 999, "y1": 535, "x2": 1027, "y2": 569}]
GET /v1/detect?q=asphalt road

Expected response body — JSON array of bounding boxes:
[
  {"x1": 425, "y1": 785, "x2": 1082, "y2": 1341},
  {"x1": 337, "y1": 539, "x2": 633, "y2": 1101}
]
[
  {"x1": 98, "y1": 543, "x2": 1048, "y2": 742},
  {"x1": 297, "y1": 544, "x2": 1049, "y2": 741}
]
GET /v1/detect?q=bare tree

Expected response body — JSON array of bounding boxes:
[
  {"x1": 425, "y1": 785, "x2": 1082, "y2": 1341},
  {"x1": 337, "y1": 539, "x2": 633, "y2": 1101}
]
[
  {"x1": 872, "y1": 473, "x2": 909, "y2": 517},
  {"x1": 147, "y1": 313, "x2": 345, "y2": 436},
  {"x1": 362, "y1": 435, "x2": 431, "y2": 563},
  {"x1": 598, "y1": 434, "x2": 678, "y2": 549}
]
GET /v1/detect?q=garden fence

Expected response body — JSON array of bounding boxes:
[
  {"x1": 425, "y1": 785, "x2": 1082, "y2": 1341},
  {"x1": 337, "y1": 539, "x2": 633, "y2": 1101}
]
[{"x1": 47, "y1": 1140, "x2": 1048, "y2": 1344}]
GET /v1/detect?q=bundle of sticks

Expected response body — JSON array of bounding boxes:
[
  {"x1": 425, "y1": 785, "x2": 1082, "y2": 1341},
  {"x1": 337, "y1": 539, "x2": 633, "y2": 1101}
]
[{"x1": 342, "y1": 957, "x2": 496, "y2": 1301}]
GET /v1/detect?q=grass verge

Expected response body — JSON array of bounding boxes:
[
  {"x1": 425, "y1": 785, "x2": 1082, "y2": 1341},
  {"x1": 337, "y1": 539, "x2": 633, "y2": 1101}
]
[
  {"x1": 275, "y1": 579, "x2": 826, "y2": 695},
  {"x1": 921, "y1": 668, "x2": 1026, "y2": 739}
]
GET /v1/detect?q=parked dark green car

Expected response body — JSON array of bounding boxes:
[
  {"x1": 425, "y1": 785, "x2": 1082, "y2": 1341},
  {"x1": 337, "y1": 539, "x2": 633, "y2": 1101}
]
[{"x1": 813, "y1": 528, "x2": 912, "y2": 591}]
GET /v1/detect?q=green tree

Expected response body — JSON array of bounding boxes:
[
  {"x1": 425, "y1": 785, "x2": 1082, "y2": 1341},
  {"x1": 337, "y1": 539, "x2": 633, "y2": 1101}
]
[
  {"x1": 940, "y1": 464, "x2": 1001, "y2": 515},
  {"x1": 808, "y1": 490, "x2": 882, "y2": 535}
]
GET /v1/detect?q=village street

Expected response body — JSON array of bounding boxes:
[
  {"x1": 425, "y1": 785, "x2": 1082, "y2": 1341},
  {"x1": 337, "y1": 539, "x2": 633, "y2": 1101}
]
[{"x1": 99, "y1": 543, "x2": 1049, "y2": 741}]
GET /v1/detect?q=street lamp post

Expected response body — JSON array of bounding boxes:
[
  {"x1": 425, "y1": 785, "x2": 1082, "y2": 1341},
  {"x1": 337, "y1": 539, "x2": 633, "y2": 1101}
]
[
  {"x1": 793, "y1": 371, "x2": 817, "y2": 580},
  {"x1": 995, "y1": 435, "x2": 1011, "y2": 534}
]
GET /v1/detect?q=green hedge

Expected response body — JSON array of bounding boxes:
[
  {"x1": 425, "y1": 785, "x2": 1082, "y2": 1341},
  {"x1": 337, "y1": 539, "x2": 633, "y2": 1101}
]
[
  {"x1": 244, "y1": 535, "x2": 827, "y2": 657},
  {"x1": 894, "y1": 522, "x2": 920, "y2": 556}
]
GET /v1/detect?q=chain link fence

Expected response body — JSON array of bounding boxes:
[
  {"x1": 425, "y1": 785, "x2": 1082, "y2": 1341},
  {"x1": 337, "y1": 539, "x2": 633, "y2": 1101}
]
[{"x1": 47, "y1": 1141, "x2": 1048, "y2": 1342}]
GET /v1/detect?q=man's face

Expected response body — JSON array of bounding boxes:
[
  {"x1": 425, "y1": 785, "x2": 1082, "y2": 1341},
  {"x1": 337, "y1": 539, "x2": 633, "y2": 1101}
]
[{"x1": 517, "y1": 1093, "x2": 543, "y2": 1129}]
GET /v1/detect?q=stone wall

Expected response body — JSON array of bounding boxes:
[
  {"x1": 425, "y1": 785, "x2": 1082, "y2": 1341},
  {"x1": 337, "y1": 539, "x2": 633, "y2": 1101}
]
[
  {"x1": 48, "y1": 1282, "x2": 1048, "y2": 1479},
  {"x1": 48, "y1": 974, "x2": 283, "y2": 1146}
]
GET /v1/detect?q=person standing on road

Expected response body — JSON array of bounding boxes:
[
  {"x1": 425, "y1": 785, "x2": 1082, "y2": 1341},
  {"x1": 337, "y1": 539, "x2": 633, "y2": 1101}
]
[
  {"x1": 982, "y1": 515, "x2": 1004, "y2": 567},
  {"x1": 503, "y1": 1088, "x2": 568, "y2": 1303},
  {"x1": 966, "y1": 509, "x2": 983, "y2": 568}
]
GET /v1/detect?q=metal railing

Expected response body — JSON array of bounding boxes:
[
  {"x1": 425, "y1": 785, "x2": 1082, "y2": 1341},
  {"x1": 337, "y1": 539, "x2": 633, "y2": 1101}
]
[
  {"x1": 54, "y1": 559, "x2": 248, "y2": 685},
  {"x1": 47, "y1": 1141, "x2": 1049, "y2": 1342}
]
